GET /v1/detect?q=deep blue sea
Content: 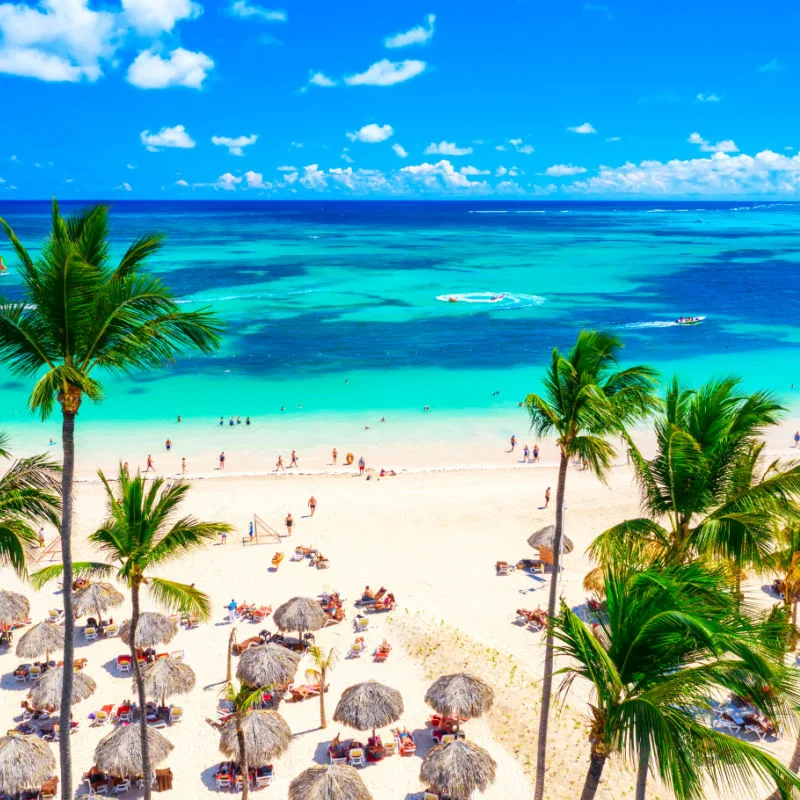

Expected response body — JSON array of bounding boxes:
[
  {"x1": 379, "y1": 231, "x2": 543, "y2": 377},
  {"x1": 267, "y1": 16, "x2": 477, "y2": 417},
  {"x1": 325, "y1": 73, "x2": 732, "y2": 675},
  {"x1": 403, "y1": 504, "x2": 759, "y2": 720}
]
[{"x1": 1, "y1": 199, "x2": 799, "y2": 452}]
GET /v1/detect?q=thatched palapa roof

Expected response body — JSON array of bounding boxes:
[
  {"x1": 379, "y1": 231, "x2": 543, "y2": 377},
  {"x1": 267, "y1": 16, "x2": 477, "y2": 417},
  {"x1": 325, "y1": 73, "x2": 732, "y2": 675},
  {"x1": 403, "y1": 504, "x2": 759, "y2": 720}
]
[
  {"x1": 424, "y1": 673, "x2": 494, "y2": 720},
  {"x1": 527, "y1": 524, "x2": 574, "y2": 554},
  {"x1": 219, "y1": 710, "x2": 291, "y2": 764},
  {"x1": 72, "y1": 582, "x2": 124, "y2": 619},
  {"x1": 138, "y1": 658, "x2": 196, "y2": 706},
  {"x1": 420, "y1": 739, "x2": 497, "y2": 799},
  {"x1": 30, "y1": 667, "x2": 96, "y2": 711},
  {"x1": 333, "y1": 681, "x2": 404, "y2": 733},
  {"x1": 0, "y1": 590, "x2": 29, "y2": 624},
  {"x1": 15, "y1": 622, "x2": 64, "y2": 659},
  {"x1": 273, "y1": 597, "x2": 327, "y2": 636},
  {"x1": 119, "y1": 613, "x2": 178, "y2": 648},
  {"x1": 0, "y1": 733, "x2": 55, "y2": 794},
  {"x1": 289, "y1": 764, "x2": 372, "y2": 800},
  {"x1": 94, "y1": 723, "x2": 173, "y2": 777},
  {"x1": 236, "y1": 643, "x2": 300, "y2": 688}
]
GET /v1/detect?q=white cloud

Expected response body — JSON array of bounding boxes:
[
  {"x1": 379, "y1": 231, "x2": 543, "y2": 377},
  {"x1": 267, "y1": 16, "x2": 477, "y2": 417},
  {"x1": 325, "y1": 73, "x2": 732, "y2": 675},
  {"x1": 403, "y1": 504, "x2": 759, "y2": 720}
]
[
  {"x1": 300, "y1": 164, "x2": 327, "y2": 190},
  {"x1": 277, "y1": 165, "x2": 297, "y2": 171},
  {"x1": 605, "y1": 136, "x2": 621, "y2": 142},
  {"x1": 392, "y1": 143, "x2": 408, "y2": 158},
  {"x1": 495, "y1": 165, "x2": 519, "y2": 177},
  {"x1": 230, "y1": 0, "x2": 286, "y2": 21},
  {"x1": 758, "y1": 59, "x2": 782, "y2": 73},
  {"x1": 217, "y1": 172, "x2": 242, "y2": 190},
  {"x1": 346, "y1": 123, "x2": 393, "y2": 143},
  {"x1": 384, "y1": 13, "x2": 435, "y2": 48},
  {"x1": 544, "y1": 163, "x2": 587, "y2": 177},
  {"x1": 283, "y1": 171, "x2": 298, "y2": 184},
  {"x1": 176, "y1": 178, "x2": 189, "y2": 186},
  {"x1": 568, "y1": 149, "x2": 800, "y2": 195},
  {"x1": 568, "y1": 122, "x2": 597, "y2": 134},
  {"x1": 509, "y1": 138, "x2": 534, "y2": 154},
  {"x1": 127, "y1": 48, "x2": 214, "y2": 89},
  {"x1": 126, "y1": 163, "x2": 136, "y2": 169},
  {"x1": 0, "y1": 0, "x2": 118, "y2": 82},
  {"x1": 141, "y1": 124, "x2": 196, "y2": 151},
  {"x1": 344, "y1": 59, "x2": 426, "y2": 87},
  {"x1": 424, "y1": 141, "x2": 473, "y2": 156},
  {"x1": 65, "y1": 178, "x2": 72, "y2": 183},
  {"x1": 341, "y1": 153, "x2": 354, "y2": 163},
  {"x1": 309, "y1": 71, "x2": 335, "y2": 87},
  {"x1": 696, "y1": 92, "x2": 721, "y2": 103},
  {"x1": 211, "y1": 134, "x2": 257, "y2": 156},
  {"x1": 244, "y1": 170, "x2": 270, "y2": 189},
  {"x1": 460, "y1": 165, "x2": 490, "y2": 175},
  {"x1": 290, "y1": 141, "x2": 303, "y2": 148},
  {"x1": 122, "y1": 0, "x2": 201, "y2": 33},
  {"x1": 688, "y1": 131, "x2": 739, "y2": 153},
  {"x1": 116, "y1": 181, "x2": 132, "y2": 191},
  {"x1": 495, "y1": 145, "x2": 506, "y2": 152},
  {"x1": 400, "y1": 159, "x2": 490, "y2": 192}
]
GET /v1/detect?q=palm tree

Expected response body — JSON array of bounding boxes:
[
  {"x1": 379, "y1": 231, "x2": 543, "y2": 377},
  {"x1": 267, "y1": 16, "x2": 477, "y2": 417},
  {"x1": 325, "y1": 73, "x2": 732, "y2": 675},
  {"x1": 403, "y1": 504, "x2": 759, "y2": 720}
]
[
  {"x1": 590, "y1": 379, "x2": 800, "y2": 581},
  {"x1": 0, "y1": 200, "x2": 223, "y2": 800},
  {"x1": 525, "y1": 330, "x2": 659, "y2": 800},
  {"x1": 32, "y1": 466, "x2": 230, "y2": 800},
  {"x1": 764, "y1": 522, "x2": 800, "y2": 627},
  {"x1": 0, "y1": 433, "x2": 60, "y2": 576},
  {"x1": 552, "y1": 560, "x2": 800, "y2": 800},
  {"x1": 305, "y1": 646, "x2": 337, "y2": 729}
]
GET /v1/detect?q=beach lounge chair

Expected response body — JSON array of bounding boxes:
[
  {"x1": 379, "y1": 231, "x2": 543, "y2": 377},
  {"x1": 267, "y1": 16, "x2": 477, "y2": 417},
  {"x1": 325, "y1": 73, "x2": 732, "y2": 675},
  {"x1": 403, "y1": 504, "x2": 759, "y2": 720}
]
[
  {"x1": 347, "y1": 639, "x2": 365, "y2": 659},
  {"x1": 48, "y1": 609, "x2": 64, "y2": 623},
  {"x1": 29, "y1": 664, "x2": 42, "y2": 679},
  {"x1": 112, "y1": 777, "x2": 130, "y2": 794},
  {"x1": 496, "y1": 561, "x2": 514, "y2": 576},
  {"x1": 255, "y1": 766, "x2": 273, "y2": 788},
  {"x1": 424, "y1": 793, "x2": 440, "y2": 800},
  {"x1": 348, "y1": 748, "x2": 365, "y2": 767},
  {"x1": 394, "y1": 728, "x2": 416, "y2": 756},
  {"x1": 216, "y1": 774, "x2": 231, "y2": 789},
  {"x1": 116, "y1": 655, "x2": 131, "y2": 673},
  {"x1": 40, "y1": 777, "x2": 58, "y2": 799},
  {"x1": 169, "y1": 706, "x2": 183, "y2": 724},
  {"x1": 382, "y1": 739, "x2": 397, "y2": 757},
  {"x1": 13, "y1": 665, "x2": 29, "y2": 682},
  {"x1": 116, "y1": 706, "x2": 131, "y2": 723},
  {"x1": 95, "y1": 705, "x2": 115, "y2": 726},
  {"x1": 84, "y1": 776, "x2": 110, "y2": 796},
  {"x1": 374, "y1": 641, "x2": 391, "y2": 663},
  {"x1": 84, "y1": 626, "x2": 97, "y2": 641},
  {"x1": 250, "y1": 606, "x2": 271, "y2": 623},
  {"x1": 353, "y1": 616, "x2": 369, "y2": 633}
]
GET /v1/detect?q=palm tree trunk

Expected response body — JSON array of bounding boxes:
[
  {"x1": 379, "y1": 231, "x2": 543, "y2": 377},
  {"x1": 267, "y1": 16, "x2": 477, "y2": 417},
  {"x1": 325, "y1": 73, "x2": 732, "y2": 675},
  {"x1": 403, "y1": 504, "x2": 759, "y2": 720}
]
[
  {"x1": 319, "y1": 666, "x2": 327, "y2": 729},
  {"x1": 533, "y1": 449, "x2": 569, "y2": 800},
  {"x1": 130, "y1": 581, "x2": 153, "y2": 800},
  {"x1": 635, "y1": 739, "x2": 650, "y2": 800},
  {"x1": 58, "y1": 408, "x2": 76, "y2": 800},
  {"x1": 237, "y1": 715, "x2": 249, "y2": 800},
  {"x1": 765, "y1": 729, "x2": 800, "y2": 800},
  {"x1": 227, "y1": 627, "x2": 237, "y2": 683},
  {"x1": 580, "y1": 754, "x2": 607, "y2": 800}
]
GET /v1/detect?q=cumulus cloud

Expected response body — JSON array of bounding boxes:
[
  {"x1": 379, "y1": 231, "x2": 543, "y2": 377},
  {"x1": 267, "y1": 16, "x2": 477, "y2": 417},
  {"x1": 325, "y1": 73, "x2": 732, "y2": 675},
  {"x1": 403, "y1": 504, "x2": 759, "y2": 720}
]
[
  {"x1": 244, "y1": 170, "x2": 271, "y2": 189},
  {"x1": 545, "y1": 163, "x2": 587, "y2": 177},
  {"x1": 176, "y1": 179, "x2": 189, "y2": 186},
  {"x1": 509, "y1": 138, "x2": 534, "y2": 154},
  {"x1": 299, "y1": 164, "x2": 327, "y2": 189},
  {"x1": 401, "y1": 159, "x2": 490, "y2": 192},
  {"x1": 309, "y1": 71, "x2": 336, "y2": 87},
  {"x1": 568, "y1": 122, "x2": 597, "y2": 134},
  {"x1": 277, "y1": 165, "x2": 297, "y2": 171},
  {"x1": 116, "y1": 181, "x2": 132, "y2": 191},
  {"x1": 230, "y1": 0, "x2": 286, "y2": 21},
  {"x1": 126, "y1": 163, "x2": 136, "y2": 169},
  {"x1": 460, "y1": 165, "x2": 490, "y2": 175},
  {"x1": 384, "y1": 13, "x2": 435, "y2": 48},
  {"x1": 141, "y1": 124, "x2": 196, "y2": 151},
  {"x1": 346, "y1": 123, "x2": 393, "y2": 143},
  {"x1": 696, "y1": 92, "x2": 721, "y2": 103},
  {"x1": 392, "y1": 143, "x2": 408, "y2": 158},
  {"x1": 758, "y1": 59, "x2": 782, "y2": 73},
  {"x1": 688, "y1": 131, "x2": 738, "y2": 153},
  {"x1": 345, "y1": 59, "x2": 426, "y2": 86},
  {"x1": 495, "y1": 165, "x2": 519, "y2": 177},
  {"x1": 0, "y1": 0, "x2": 118, "y2": 82},
  {"x1": 217, "y1": 172, "x2": 242, "y2": 190},
  {"x1": 424, "y1": 141, "x2": 473, "y2": 156},
  {"x1": 341, "y1": 153, "x2": 354, "y2": 163},
  {"x1": 127, "y1": 48, "x2": 213, "y2": 89},
  {"x1": 211, "y1": 133, "x2": 257, "y2": 155},
  {"x1": 122, "y1": 0, "x2": 201, "y2": 33}
]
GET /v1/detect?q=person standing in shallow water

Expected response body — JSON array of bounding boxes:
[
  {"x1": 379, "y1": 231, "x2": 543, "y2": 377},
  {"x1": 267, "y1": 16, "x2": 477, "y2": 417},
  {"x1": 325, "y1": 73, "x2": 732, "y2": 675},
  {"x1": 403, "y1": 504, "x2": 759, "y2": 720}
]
[
  {"x1": 181, "y1": 457, "x2": 186, "y2": 474},
  {"x1": 219, "y1": 451, "x2": 225, "y2": 470},
  {"x1": 794, "y1": 431, "x2": 799, "y2": 448},
  {"x1": 544, "y1": 486, "x2": 551, "y2": 508},
  {"x1": 332, "y1": 448, "x2": 338, "y2": 465},
  {"x1": 358, "y1": 456, "x2": 366, "y2": 474}
]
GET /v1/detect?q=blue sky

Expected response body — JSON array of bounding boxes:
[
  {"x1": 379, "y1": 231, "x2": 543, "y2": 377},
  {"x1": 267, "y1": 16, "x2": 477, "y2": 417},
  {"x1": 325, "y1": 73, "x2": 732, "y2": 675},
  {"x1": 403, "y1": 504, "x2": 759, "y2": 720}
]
[{"x1": 0, "y1": 0, "x2": 798, "y2": 198}]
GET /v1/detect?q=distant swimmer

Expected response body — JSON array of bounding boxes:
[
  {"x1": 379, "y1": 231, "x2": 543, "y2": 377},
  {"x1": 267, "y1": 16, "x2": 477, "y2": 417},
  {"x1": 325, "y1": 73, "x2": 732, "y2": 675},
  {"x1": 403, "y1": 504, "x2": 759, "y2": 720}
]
[
  {"x1": 448, "y1": 296, "x2": 458, "y2": 303},
  {"x1": 491, "y1": 294, "x2": 506, "y2": 301},
  {"x1": 491, "y1": 391, "x2": 500, "y2": 397}
]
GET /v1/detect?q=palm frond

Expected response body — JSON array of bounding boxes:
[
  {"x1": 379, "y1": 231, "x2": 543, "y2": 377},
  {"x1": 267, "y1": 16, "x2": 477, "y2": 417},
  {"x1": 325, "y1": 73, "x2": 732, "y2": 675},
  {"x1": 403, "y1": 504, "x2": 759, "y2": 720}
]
[{"x1": 147, "y1": 578, "x2": 211, "y2": 619}]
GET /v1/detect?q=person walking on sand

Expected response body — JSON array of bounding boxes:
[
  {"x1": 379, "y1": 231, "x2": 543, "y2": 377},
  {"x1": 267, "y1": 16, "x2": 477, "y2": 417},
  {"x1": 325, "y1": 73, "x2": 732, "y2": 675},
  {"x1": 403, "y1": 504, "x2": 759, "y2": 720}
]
[
  {"x1": 509, "y1": 434, "x2": 517, "y2": 453},
  {"x1": 221, "y1": 529, "x2": 227, "y2": 545},
  {"x1": 181, "y1": 457, "x2": 186, "y2": 474},
  {"x1": 227, "y1": 599, "x2": 237, "y2": 624},
  {"x1": 219, "y1": 451, "x2": 226, "y2": 470},
  {"x1": 123, "y1": 461, "x2": 130, "y2": 477},
  {"x1": 145, "y1": 454, "x2": 155, "y2": 473},
  {"x1": 358, "y1": 456, "x2": 366, "y2": 475},
  {"x1": 248, "y1": 520, "x2": 254, "y2": 542},
  {"x1": 285, "y1": 513, "x2": 294, "y2": 536},
  {"x1": 795, "y1": 431, "x2": 799, "y2": 448},
  {"x1": 332, "y1": 448, "x2": 338, "y2": 466},
  {"x1": 275, "y1": 455, "x2": 285, "y2": 472},
  {"x1": 544, "y1": 486, "x2": 551, "y2": 509},
  {"x1": 533, "y1": 444, "x2": 540, "y2": 463},
  {"x1": 165, "y1": 438, "x2": 172, "y2": 452},
  {"x1": 290, "y1": 450, "x2": 298, "y2": 468},
  {"x1": 308, "y1": 496, "x2": 317, "y2": 516},
  {"x1": 523, "y1": 444, "x2": 530, "y2": 463},
  {"x1": 38, "y1": 527, "x2": 45, "y2": 548}
]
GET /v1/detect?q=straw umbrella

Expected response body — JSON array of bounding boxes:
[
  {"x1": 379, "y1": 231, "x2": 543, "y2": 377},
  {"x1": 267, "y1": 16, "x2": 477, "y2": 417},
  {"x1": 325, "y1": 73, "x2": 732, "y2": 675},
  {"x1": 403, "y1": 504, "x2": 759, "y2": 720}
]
[
  {"x1": 119, "y1": 612, "x2": 178, "y2": 648},
  {"x1": 420, "y1": 740, "x2": 497, "y2": 800},
  {"x1": 333, "y1": 681, "x2": 404, "y2": 741},
  {"x1": 30, "y1": 667, "x2": 96, "y2": 711},
  {"x1": 95, "y1": 723, "x2": 173, "y2": 777},
  {"x1": 528, "y1": 524, "x2": 574, "y2": 567},
  {"x1": 16, "y1": 621, "x2": 64, "y2": 663},
  {"x1": 137, "y1": 658, "x2": 196, "y2": 708},
  {"x1": 72, "y1": 581, "x2": 123, "y2": 624},
  {"x1": 0, "y1": 733, "x2": 55, "y2": 795},
  {"x1": 289, "y1": 764, "x2": 372, "y2": 800},
  {"x1": 424, "y1": 673, "x2": 494, "y2": 734},
  {"x1": 273, "y1": 597, "x2": 327, "y2": 641},
  {"x1": 219, "y1": 709, "x2": 292, "y2": 764},
  {"x1": 236, "y1": 644, "x2": 300, "y2": 688},
  {"x1": 0, "y1": 589, "x2": 29, "y2": 624}
]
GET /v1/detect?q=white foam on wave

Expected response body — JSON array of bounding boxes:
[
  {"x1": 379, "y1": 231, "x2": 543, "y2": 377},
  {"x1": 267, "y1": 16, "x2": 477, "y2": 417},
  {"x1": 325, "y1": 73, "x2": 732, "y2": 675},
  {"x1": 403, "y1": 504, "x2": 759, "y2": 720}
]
[
  {"x1": 622, "y1": 320, "x2": 680, "y2": 329},
  {"x1": 436, "y1": 291, "x2": 545, "y2": 309},
  {"x1": 469, "y1": 210, "x2": 509, "y2": 214}
]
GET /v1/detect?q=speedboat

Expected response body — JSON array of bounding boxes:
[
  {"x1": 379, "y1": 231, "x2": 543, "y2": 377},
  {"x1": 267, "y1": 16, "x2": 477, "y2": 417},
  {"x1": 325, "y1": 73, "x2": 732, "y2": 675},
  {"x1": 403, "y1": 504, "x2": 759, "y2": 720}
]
[{"x1": 675, "y1": 316, "x2": 706, "y2": 326}]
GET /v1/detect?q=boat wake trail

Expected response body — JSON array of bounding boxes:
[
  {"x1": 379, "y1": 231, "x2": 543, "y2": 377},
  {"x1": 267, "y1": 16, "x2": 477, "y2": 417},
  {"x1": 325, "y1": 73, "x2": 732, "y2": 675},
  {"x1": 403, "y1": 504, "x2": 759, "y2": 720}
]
[
  {"x1": 621, "y1": 320, "x2": 681, "y2": 329},
  {"x1": 436, "y1": 292, "x2": 545, "y2": 309}
]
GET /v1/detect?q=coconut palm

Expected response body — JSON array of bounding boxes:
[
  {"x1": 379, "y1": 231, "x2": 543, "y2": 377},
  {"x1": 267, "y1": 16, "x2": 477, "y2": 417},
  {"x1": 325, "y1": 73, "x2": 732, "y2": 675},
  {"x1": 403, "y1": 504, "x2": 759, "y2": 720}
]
[
  {"x1": 32, "y1": 466, "x2": 230, "y2": 800},
  {"x1": 0, "y1": 200, "x2": 223, "y2": 800},
  {"x1": 590, "y1": 379, "x2": 800, "y2": 584},
  {"x1": 525, "y1": 329, "x2": 659, "y2": 800},
  {"x1": 551, "y1": 560, "x2": 800, "y2": 800},
  {"x1": 306, "y1": 645, "x2": 337, "y2": 729},
  {"x1": 219, "y1": 681, "x2": 292, "y2": 800},
  {"x1": 764, "y1": 522, "x2": 800, "y2": 627},
  {"x1": 0, "y1": 433, "x2": 60, "y2": 576}
]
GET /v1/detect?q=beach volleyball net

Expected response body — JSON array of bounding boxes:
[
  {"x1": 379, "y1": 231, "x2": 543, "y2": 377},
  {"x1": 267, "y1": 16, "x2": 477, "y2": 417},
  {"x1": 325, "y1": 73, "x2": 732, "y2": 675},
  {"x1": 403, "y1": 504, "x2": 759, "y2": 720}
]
[{"x1": 252, "y1": 514, "x2": 281, "y2": 544}]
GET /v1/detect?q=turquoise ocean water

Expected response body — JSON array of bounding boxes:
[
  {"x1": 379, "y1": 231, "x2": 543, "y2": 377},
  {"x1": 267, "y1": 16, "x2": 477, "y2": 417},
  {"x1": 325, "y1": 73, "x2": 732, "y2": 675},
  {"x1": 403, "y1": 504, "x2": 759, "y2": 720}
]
[{"x1": 0, "y1": 200, "x2": 799, "y2": 456}]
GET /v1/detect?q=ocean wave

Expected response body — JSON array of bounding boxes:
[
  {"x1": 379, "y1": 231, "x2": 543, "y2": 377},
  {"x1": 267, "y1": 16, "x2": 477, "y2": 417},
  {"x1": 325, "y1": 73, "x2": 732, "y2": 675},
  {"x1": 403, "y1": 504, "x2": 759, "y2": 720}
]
[
  {"x1": 436, "y1": 292, "x2": 545, "y2": 309},
  {"x1": 468, "y1": 210, "x2": 509, "y2": 214}
]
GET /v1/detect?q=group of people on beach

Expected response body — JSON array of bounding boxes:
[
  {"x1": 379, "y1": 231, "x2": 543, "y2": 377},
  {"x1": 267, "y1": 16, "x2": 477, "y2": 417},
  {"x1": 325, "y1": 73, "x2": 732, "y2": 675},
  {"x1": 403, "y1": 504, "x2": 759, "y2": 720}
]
[
  {"x1": 509, "y1": 435, "x2": 540, "y2": 463},
  {"x1": 219, "y1": 416, "x2": 252, "y2": 426}
]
